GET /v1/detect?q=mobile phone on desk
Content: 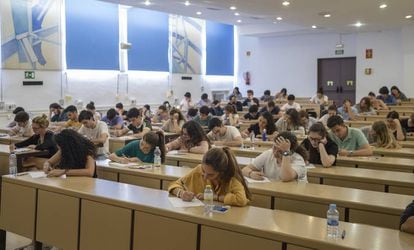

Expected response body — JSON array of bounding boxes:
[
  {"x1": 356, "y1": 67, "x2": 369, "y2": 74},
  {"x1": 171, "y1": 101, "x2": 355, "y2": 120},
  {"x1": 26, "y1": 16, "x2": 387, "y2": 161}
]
[{"x1": 212, "y1": 205, "x2": 230, "y2": 213}]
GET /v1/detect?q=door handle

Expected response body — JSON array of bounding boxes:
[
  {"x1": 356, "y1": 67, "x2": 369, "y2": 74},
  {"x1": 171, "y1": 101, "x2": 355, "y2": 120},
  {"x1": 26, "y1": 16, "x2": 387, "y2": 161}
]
[{"x1": 340, "y1": 86, "x2": 343, "y2": 93}]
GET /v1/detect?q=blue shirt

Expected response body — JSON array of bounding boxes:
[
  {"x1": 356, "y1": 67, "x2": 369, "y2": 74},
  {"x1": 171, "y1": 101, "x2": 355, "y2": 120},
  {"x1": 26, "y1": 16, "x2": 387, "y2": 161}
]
[
  {"x1": 377, "y1": 95, "x2": 396, "y2": 105},
  {"x1": 102, "y1": 115, "x2": 124, "y2": 128},
  {"x1": 337, "y1": 106, "x2": 358, "y2": 121}
]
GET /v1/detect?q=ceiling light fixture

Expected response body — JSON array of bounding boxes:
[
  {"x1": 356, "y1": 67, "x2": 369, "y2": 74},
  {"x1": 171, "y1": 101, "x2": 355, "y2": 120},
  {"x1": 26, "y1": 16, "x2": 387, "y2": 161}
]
[
  {"x1": 312, "y1": 25, "x2": 317, "y2": 29},
  {"x1": 282, "y1": 1, "x2": 290, "y2": 6},
  {"x1": 144, "y1": 0, "x2": 151, "y2": 6},
  {"x1": 184, "y1": 1, "x2": 190, "y2": 6},
  {"x1": 354, "y1": 22, "x2": 363, "y2": 27},
  {"x1": 324, "y1": 13, "x2": 331, "y2": 18},
  {"x1": 276, "y1": 17, "x2": 283, "y2": 21},
  {"x1": 406, "y1": 15, "x2": 413, "y2": 19},
  {"x1": 234, "y1": 12, "x2": 240, "y2": 16},
  {"x1": 230, "y1": 6, "x2": 237, "y2": 10},
  {"x1": 237, "y1": 19, "x2": 242, "y2": 23},
  {"x1": 379, "y1": 4, "x2": 387, "y2": 9},
  {"x1": 196, "y1": 11, "x2": 202, "y2": 15}
]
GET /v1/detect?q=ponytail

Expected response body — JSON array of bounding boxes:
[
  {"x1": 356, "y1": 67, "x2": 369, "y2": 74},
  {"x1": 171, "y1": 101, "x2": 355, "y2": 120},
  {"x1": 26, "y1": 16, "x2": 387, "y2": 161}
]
[{"x1": 143, "y1": 131, "x2": 166, "y2": 163}]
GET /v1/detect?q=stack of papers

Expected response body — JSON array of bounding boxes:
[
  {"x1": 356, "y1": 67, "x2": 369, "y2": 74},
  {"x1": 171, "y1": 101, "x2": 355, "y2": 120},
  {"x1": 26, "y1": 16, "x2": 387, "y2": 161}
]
[
  {"x1": 244, "y1": 176, "x2": 271, "y2": 183},
  {"x1": 168, "y1": 197, "x2": 204, "y2": 208},
  {"x1": 14, "y1": 147, "x2": 32, "y2": 153},
  {"x1": 109, "y1": 162, "x2": 140, "y2": 168}
]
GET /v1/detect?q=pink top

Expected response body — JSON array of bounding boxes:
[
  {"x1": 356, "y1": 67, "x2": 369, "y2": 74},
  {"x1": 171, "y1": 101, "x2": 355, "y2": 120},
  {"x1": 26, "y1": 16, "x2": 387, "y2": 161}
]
[{"x1": 166, "y1": 136, "x2": 209, "y2": 154}]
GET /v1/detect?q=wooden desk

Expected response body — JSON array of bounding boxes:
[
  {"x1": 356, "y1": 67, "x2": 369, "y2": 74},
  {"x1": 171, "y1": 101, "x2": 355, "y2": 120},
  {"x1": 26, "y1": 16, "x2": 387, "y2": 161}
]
[
  {"x1": 344, "y1": 120, "x2": 372, "y2": 128},
  {"x1": 378, "y1": 110, "x2": 410, "y2": 116},
  {"x1": 2, "y1": 176, "x2": 414, "y2": 250},
  {"x1": 108, "y1": 136, "x2": 137, "y2": 153},
  {"x1": 165, "y1": 152, "x2": 252, "y2": 168},
  {"x1": 0, "y1": 135, "x2": 26, "y2": 145},
  {"x1": 400, "y1": 140, "x2": 414, "y2": 148},
  {"x1": 373, "y1": 147, "x2": 414, "y2": 159},
  {"x1": 228, "y1": 146, "x2": 266, "y2": 158},
  {"x1": 95, "y1": 161, "x2": 412, "y2": 229},
  {"x1": 336, "y1": 156, "x2": 414, "y2": 173}
]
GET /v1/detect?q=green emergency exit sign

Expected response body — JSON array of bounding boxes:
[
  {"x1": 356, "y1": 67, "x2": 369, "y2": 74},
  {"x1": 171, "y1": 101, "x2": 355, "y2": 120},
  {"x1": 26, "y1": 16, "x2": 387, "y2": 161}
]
[{"x1": 24, "y1": 71, "x2": 35, "y2": 79}]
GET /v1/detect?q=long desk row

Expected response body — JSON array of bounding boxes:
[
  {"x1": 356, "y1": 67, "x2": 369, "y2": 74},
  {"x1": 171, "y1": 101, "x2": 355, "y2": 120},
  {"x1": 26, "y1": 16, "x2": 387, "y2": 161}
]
[
  {"x1": 96, "y1": 160, "x2": 412, "y2": 229},
  {"x1": 3, "y1": 176, "x2": 414, "y2": 250}
]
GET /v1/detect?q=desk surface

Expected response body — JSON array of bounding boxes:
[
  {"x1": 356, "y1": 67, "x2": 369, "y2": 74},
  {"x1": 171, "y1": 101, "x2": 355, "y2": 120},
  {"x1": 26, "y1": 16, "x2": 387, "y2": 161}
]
[
  {"x1": 166, "y1": 152, "x2": 252, "y2": 167},
  {"x1": 336, "y1": 156, "x2": 414, "y2": 170},
  {"x1": 373, "y1": 147, "x2": 414, "y2": 158}
]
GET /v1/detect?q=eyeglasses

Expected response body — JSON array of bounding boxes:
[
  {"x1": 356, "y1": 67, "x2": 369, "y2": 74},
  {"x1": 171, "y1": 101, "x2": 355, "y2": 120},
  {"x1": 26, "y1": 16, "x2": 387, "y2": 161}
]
[{"x1": 308, "y1": 136, "x2": 322, "y2": 143}]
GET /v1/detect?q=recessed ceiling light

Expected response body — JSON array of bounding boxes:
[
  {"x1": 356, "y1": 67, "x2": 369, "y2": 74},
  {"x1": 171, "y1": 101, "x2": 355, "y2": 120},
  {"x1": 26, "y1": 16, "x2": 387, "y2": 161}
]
[
  {"x1": 406, "y1": 15, "x2": 413, "y2": 19},
  {"x1": 196, "y1": 11, "x2": 202, "y2": 15},
  {"x1": 276, "y1": 17, "x2": 283, "y2": 21},
  {"x1": 354, "y1": 22, "x2": 363, "y2": 27},
  {"x1": 273, "y1": 21, "x2": 278, "y2": 24},
  {"x1": 237, "y1": 19, "x2": 242, "y2": 23},
  {"x1": 324, "y1": 13, "x2": 331, "y2": 18},
  {"x1": 312, "y1": 25, "x2": 317, "y2": 29},
  {"x1": 184, "y1": 1, "x2": 190, "y2": 6},
  {"x1": 282, "y1": 1, "x2": 290, "y2": 6},
  {"x1": 230, "y1": 6, "x2": 237, "y2": 10},
  {"x1": 234, "y1": 12, "x2": 240, "y2": 16},
  {"x1": 144, "y1": 0, "x2": 151, "y2": 6},
  {"x1": 379, "y1": 4, "x2": 387, "y2": 9}
]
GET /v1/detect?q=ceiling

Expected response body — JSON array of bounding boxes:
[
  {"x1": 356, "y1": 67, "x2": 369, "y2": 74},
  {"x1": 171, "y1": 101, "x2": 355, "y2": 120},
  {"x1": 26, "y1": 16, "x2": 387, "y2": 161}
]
[{"x1": 101, "y1": 0, "x2": 414, "y2": 36}]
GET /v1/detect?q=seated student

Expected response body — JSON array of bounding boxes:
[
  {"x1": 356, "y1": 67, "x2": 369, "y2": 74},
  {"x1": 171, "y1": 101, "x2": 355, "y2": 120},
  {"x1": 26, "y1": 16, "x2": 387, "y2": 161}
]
[
  {"x1": 63, "y1": 105, "x2": 81, "y2": 130},
  {"x1": 196, "y1": 93, "x2": 212, "y2": 108},
  {"x1": 180, "y1": 92, "x2": 195, "y2": 115},
  {"x1": 241, "y1": 111, "x2": 277, "y2": 139},
  {"x1": 299, "y1": 110, "x2": 318, "y2": 132},
  {"x1": 400, "y1": 201, "x2": 414, "y2": 234},
  {"x1": 163, "y1": 101, "x2": 172, "y2": 111},
  {"x1": 113, "y1": 108, "x2": 152, "y2": 138},
  {"x1": 242, "y1": 89, "x2": 254, "y2": 106},
  {"x1": 260, "y1": 89, "x2": 274, "y2": 102},
  {"x1": 243, "y1": 105, "x2": 260, "y2": 120},
  {"x1": 327, "y1": 115, "x2": 373, "y2": 156},
  {"x1": 229, "y1": 87, "x2": 243, "y2": 100},
  {"x1": 43, "y1": 129, "x2": 96, "y2": 177},
  {"x1": 49, "y1": 103, "x2": 67, "y2": 122},
  {"x1": 207, "y1": 118, "x2": 243, "y2": 147},
  {"x1": 310, "y1": 88, "x2": 328, "y2": 106},
  {"x1": 280, "y1": 94, "x2": 301, "y2": 112},
  {"x1": 165, "y1": 121, "x2": 210, "y2": 154},
  {"x1": 102, "y1": 108, "x2": 124, "y2": 130},
  {"x1": 259, "y1": 100, "x2": 281, "y2": 119},
  {"x1": 9, "y1": 111, "x2": 33, "y2": 137},
  {"x1": 162, "y1": 109, "x2": 186, "y2": 133},
  {"x1": 368, "y1": 91, "x2": 389, "y2": 110},
  {"x1": 152, "y1": 105, "x2": 170, "y2": 123},
  {"x1": 377, "y1": 86, "x2": 397, "y2": 105},
  {"x1": 300, "y1": 123, "x2": 338, "y2": 167},
  {"x1": 210, "y1": 100, "x2": 224, "y2": 116},
  {"x1": 275, "y1": 88, "x2": 288, "y2": 102},
  {"x1": 386, "y1": 111, "x2": 406, "y2": 141},
  {"x1": 7, "y1": 107, "x2": 25, "y2": 128},
  {"x1": 221, "y1": 104, "x2": 240, "y2": 127},
  {"x1": 186, "y1": 108, "x2": 199, "y2": 121},
  {"x1": 391, "y1": 85, "x2": 408, "y2": 103},
  {"x1": 11, "y1": 114, "x2": 58, "y2": 169},
  {"x1": 193, "y1": 106, "x2": 212, "y2": 127},
  {"x1": 143, "y1": 104, "x2": 153, "y2": 124},
  {"x1": 354, "y1": 97, "x2": 376, "y2": 115},
  {"x1": 368, "y1": 120, "x2": 401, "y2": 149},
  {"x1": 318, "y1": 105, "x2": 338, "y2": 127},
  {"x1": 242, "y1": 132, "x2": 307, "y2": 181},
  {"x1": 401, "y1": 113, "x2": 414, "y2": 135},
  {"x1": 251, "y1": 97, "x2": 260, "y2": 106},
  {"x1": 115, "y1": 102, "x2": 128, "y2": 120},
  {"x1": 228, "y1": 95, "x2": 243, "y2": 112},
  {"x1": 109, "y1": 131, "x2": 165, "y2": 164},
  {"x1": 275, "y1": 109, "x2": 305, "y2": 136},
  {"x1": 86, "y1": 101, "x2": 101, "y2": 121},
  {"x1": 78, "y1": 110, "x2": 110, "y2": 156},
  {"x1": 337, "y1": 99, "x2": 357, "y2": 121},
  {"x1": 168, "y1": 147, "x2": 251, "y2": 207}
]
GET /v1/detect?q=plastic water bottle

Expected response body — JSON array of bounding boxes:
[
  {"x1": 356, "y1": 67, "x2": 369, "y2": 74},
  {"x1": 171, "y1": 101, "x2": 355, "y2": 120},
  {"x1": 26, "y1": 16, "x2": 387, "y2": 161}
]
[
  {"x1": 250, "y1": 132, "x2": 256, "y2": 150},
  {"x1": 327, "y1": 204, "x2": 340, "y2": 238},
  {"x1": 153, "y1": 146, "x2": 161, "y2": 167},
  {"x1": 262, "y1": 129, "x2": 267, "y2": 141},
  {"x1": 9, "y1": 153, "x2": 17, "y2": 177},
  {"x1": 204, "y1": 185, "x2": 214, "y2": 215}
]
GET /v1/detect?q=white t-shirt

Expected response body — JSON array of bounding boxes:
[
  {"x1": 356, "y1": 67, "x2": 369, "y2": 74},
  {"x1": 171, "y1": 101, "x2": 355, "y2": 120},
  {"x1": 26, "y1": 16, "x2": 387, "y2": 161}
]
[
  {"x1": 310, "y1": 95, "x2": 328, "y2": 105},
  {"x1": 180, "y1": 99, "x2": 194, "y2": 113},
  {"x1": 207, "y1": 126, "x2": 241, "y2": 142},
  {"x1": 251, "y1": 149, "x2": 307, "y2": 181},
  {"x1": 78, "y1": 121, "x2": 109, "y2": 155},
  {"x1": 12, "y1": 119, "x2": 33, "y2": 137},
  {"x1": 281, "y1": 102, "x2": 301, "y2": 111}
]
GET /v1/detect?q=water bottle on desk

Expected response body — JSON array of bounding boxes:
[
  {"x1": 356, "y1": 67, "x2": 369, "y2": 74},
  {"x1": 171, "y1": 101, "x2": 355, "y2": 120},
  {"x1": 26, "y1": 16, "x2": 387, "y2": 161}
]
[
  {"x1": 327, "y1": 203, "x2": 339, "y2": 238},
  {"x1": 262, "y1": 129, "x2": 267, "y2": 141},
  {"x1": 153, "y1": 146, "x2": 161, "y2": 167},
  {"x1": 9, "y1": 153, "x2": 17, "y2": 177},
  {"x1": 204, "y1": 185, "x2": 214, "y2": 215},
  {"x1": 250, "y1": 132, "x2": 256, "y2": 150}
]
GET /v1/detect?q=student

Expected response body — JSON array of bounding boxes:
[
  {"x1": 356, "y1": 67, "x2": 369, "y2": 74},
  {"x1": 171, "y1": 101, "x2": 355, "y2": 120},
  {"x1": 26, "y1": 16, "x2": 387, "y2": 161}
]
[
  {"x1": 63, "y1": 105, "x2": 81, "y2": 129},
  {"x1": 102, "y1": 108, "x2": 124, "y2": 130},
  {"x1": 228, "y1": 95, "x2": 243, "y2": 111},
  {"x1": 299, "y1": 110, "x2": 318, "y2": 132},
  {"x1": 152, "y1": 105, "x2": 169, "y2": 123},
  {"x1": 86, "y1": 101, "x2": 101, "y2": 121},
  {"x1": 168, "y1": 147, "x2": 251, "y2": 207},
  {"x1": 310, "y1": 88, "x2": 328, "y2": 106},
  {"x1": 49, "y1": 103, "x2": 67, "y2": 122},
  {"x1": 196, "y1": 93, "x2": 212, "y2": 107},
  {"x1": 193, "y1": 106, "x2": 212, "y2": 127},
  {"x1": 401, "y1": 113, "x2": 414, "y2": 135},
  {"x1": 300, "y1": 123, "x2": 338, "y2": 167},
  {"x1": 377, "y1": 86, "x2": 397, "y2": 105},
  {"x1": 368, "y1": 92, "x2": 388, "y2": 110},
  {"x1": 163, "y1": 101, "x2": 172, "y2": 111},
  {"x1": 165, "y1": 121, "x2": 210, "y2": 154},
  {"x1": 113, "y1": 108, "x2": 152, "y2": 138},
  {"x1": 386, "y1": 111, "x2": 406, "y2": 141},
  {"x1": 337, "y1": 99, "x2": 357, "y2": 121},
  {"x1": 260, "y1": 90, "x2": 274, "y2": 102},
  {"x1": 180, "y1": 92, "x2": 194, "y2": 114},
  {"x1": 242, "y1": 111, "x2": 276, "y2": 138},
  {"x1": 251, "y1": 97, "x2": 260, "y2": 107},
  {"x1": 162, "y1": 109, "x2": 186, "y2": 133},
  {"x1": 275, "y1": 88, "x2": 288, "y2": 102},
  {"x1": 9, "y1": 111, "x2": 33, "y2": 137},
  {"x1": 242, "y1": 132, "x2": 307, "y2": 181},
  {"x1": 115, "y1": 102, "x2": 128, "y2": 120},
  {"x1": 11, "y1": 114, "x2": 58, "y2": 169},
  {"x1": 221, "y1": 104, "x2": 239, "y2": 127},
  {"x1": 242, "y1": 89, "x2": 254, "y2": 106},
  {"x1": 210, "y1": 100, "x2": 224, "y2": 116},
  {"x1": 400, "y1": 201, "x2": 414, "y2": 234},
  {"x1": 186, "y1": 108, "x2": 199, "y2": 121},
  {"x1": 354, "y1": 97, "x2": 376, "y2": 115},
  {"x1": 243, "y1": 105, "x2": 260, "y2": 120},
  {"x1": 78, "y1": 110, "x2": 110, "y2": 156},
  {"x1": 43, "y1": 129, "x2": 96, "y2": 177},
  {"x1": 109, "y1": 131, "x2": 165, "y2": 164},
  {"x1": 259, "y1": 100, "x2": 281, "y2": 119},
  {"x1": 207, "y1": 118, "x2": 243, "y2": 147},
  {"x1": 229, "y1": 87, "x2": 243, "y2": 100},
  {"x1": 7, "y1": 107, "x2": 25, "y2": 128},
  {"x1": 275, "y1": 109, "x2": 305, "y2": 136},
  {"x1": 391, "y1": 85, "x2": 408, "y2": 102},
  {"x1": 327, "y1": 115, "x2": 373, "y2": 156},
  {"x1": 370, "y1": 120, "x2": 401, "y2": 149},
  {"x1": 143, "y1": 104, "x2": 153, "y2": 123},
  {"x1": 280, "y1": 94, "x2": 301, "y2": 111},
  {"x1": 318, "y1": 105, "x2": 338, "y2": 127}
]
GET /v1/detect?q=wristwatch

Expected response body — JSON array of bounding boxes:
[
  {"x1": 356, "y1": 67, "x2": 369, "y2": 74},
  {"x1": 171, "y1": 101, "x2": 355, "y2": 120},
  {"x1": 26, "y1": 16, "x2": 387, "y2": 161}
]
[
  {"x1": 347, "y1": 150, "x2": 354, "y2": 156},
  {"x1": 282, "y1": 151, "x2": 290, "y2": 157}
]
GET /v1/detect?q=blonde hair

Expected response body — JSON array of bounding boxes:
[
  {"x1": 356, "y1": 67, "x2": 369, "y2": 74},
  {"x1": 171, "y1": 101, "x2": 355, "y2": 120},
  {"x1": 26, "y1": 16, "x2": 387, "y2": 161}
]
[
  {"x1": 372, "y1": 121, "x2": 400, "y2": 149},
  {"x1": 32, "y1": 114, "x2": 49, "y2": 128}
]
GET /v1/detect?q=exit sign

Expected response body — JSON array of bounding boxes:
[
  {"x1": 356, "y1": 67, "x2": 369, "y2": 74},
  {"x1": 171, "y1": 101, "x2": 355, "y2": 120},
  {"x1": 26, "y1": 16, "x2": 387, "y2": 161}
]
[{"x1": 24, "y1": 71, "x2": 35, "y2": 79}]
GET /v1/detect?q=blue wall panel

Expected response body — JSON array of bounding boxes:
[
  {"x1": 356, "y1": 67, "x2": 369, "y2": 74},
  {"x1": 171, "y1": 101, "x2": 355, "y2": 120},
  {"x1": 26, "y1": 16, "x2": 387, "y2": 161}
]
[{"x1": 206, "y1": 21, "x2": 234, "y2": 76}]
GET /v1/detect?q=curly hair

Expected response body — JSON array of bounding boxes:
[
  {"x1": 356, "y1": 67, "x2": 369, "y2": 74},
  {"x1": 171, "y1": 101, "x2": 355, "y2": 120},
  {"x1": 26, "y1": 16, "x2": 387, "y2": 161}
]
[
  {"x1": 182, "y1": 121, "x2": 211, "y2": 149},
  {"x1": 274, "y1": 131, "x2": 308, "y2": 161}
]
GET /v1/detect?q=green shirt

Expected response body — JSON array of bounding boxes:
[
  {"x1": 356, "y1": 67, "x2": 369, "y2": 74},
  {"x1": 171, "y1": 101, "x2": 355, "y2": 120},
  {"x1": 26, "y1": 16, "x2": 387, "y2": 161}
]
[
  {"x1": 329, "y1": 127, "x2": 369, "y2": 151},
  {"x1": 115, "y1": 140, "x2": 154, "y2": 163},
  {"x1": 193, "y1": 115, "x2": 212, "y2": 127}
]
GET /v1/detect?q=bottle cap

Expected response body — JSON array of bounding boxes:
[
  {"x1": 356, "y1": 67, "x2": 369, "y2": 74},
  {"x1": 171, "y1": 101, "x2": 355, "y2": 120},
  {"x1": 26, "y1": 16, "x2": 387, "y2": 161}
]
[
  {"x1": 206, "y1": 184, "x2": 211, "y2": 188},
  {"x1": 329, "y1": 204, "x2": 336, "y2": 209}
]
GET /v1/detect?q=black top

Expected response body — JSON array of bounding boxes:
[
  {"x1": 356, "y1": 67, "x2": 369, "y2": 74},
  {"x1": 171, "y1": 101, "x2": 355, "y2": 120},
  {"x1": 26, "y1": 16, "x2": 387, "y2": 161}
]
[
  {"x1": 300, "y1": 137, "x2": 338, "y2": 165},
  {"x1": 260, "y1": 106, "x2": 280, "y2": 115},
  {"x1": 401, "y1": 119, "x2": 414, "y2": 133},
  {"x1": 228, "y1": 101, "x2": 243, "y2": 112},
  {"x1": 128, "y1": 120, "x2": 152, "y2": 134},
  {"x1": 242, "y1": 99, "x2": 252, "y2": 106},
  {"x1": 393, "y1": 127, "x2": 407, "y2": 141},
  {"x1": 400, "y1": 201, "x2": 414, "y2": 229},
  {"x1": 15, "y1": 130, "x2": 58, "y2": 158},
  {"x1": 247, "y1": 123, "x2": 276, "y2": 136},
  {"x1": 51, "y1": 112, "x2": 68, "y2": 122},
  {"x1": 210, "y1": 107, "x2": 224, "y2": 116},
  {"x1": 244, "y1": 112, "x2": 260, "y2": 120}
]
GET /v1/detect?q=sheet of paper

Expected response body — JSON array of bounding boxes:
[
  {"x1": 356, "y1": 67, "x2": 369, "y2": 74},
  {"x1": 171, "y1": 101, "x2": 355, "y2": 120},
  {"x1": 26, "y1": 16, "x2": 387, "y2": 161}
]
[
  {"x1": 244, "y1": 176, "x2": 271, "y2": 183},
  {"x1": 168, "y1": 150, "x2": 187, "y2": 155},
  {"x1": 306, "y1": 164, "x2": 316, "y2": 169},
  {"x1": 109, "y1": 161, "x2": 140, "y2": 168},
  {"x1": 28, "y1": 172, "x2": 47, "y2": 178},
  {"x1": 168, "y1": 197, "x2": 204, "y2": 208},
  {"x1": 14, "y1": 147, "x2": 31, "y2": 153}
]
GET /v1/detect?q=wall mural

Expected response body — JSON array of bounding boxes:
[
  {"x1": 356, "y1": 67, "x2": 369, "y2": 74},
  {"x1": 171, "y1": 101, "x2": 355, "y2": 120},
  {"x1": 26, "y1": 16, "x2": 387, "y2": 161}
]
[
  {"x1": 170, "y1": 15, "x2": 204, "y2": 74},
  {"x1": 1, "y1": 0, "x2": 61, "y2": 70}
]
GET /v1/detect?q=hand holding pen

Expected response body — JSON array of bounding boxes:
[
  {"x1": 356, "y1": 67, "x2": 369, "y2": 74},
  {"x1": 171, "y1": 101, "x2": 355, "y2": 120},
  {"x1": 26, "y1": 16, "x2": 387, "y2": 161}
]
[{"x1": 179, "y1": 179, "x2": 195, "y2": 201}]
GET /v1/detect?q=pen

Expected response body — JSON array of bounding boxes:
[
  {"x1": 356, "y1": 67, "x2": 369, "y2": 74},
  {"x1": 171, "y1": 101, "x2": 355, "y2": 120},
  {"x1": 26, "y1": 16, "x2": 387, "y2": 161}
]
[
  {"x1": 180, "y1": 179, "x2": 189, "y2": 191},
  {"x1": 341, "y1": 230, "x2": 346, "y2": 240}
]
